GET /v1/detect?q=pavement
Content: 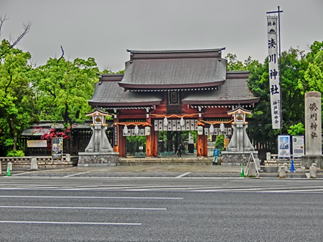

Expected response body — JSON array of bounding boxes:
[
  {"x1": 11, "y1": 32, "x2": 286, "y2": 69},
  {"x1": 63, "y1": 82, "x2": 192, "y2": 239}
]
[
  {"x1": 2, "y1": 164, "x2": 322, "y2": 179},
  {"x1": 1, "y1": 176, "x2": 323, "y2": 241}
]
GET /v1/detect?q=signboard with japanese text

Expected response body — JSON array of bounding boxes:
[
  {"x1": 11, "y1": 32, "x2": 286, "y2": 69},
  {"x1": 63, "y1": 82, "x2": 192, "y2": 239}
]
[
  {"x1": 292, "y1": 136, "x2": 304, "y2": 157},
  {"x1": 278, "y1": 135, "x2": 290, "y2": 158},
  {"x1": 27, "y1": 140, "x2": 47, "y2": 148},
  {"x1": 267, "y1": 15, "x2": 282, "y2": 129},
  {"x1": 52, "y1": 137, "x2": 63, "y2": 160}
]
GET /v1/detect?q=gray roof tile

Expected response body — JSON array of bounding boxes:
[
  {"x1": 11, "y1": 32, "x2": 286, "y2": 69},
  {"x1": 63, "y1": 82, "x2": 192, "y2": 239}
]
[
  {"x1": 119, "y1": 51, "x2": 226, "y2": 88},
  {"x1": 182, "y1": 76, "x2": 259, "y2": 104},
  {"x1": 89, "y1": 80, "x2": 162, "y2": 106}
]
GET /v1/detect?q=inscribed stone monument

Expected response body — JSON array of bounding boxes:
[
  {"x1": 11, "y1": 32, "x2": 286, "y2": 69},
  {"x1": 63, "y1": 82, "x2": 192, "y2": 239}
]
[{"x1": 303, "y1": 91, "x2": 322, "y2": 168}]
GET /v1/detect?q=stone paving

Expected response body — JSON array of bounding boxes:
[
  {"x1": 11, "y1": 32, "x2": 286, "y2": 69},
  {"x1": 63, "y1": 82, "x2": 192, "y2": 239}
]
[{"x1": 2, "y1": 164, "x2": 321, "y2": 178}]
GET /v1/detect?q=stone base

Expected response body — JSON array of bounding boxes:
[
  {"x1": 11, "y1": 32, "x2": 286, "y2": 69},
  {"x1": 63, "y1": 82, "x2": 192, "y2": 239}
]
[
  {"x1": 302, "y1": 155, "x2": 323, "y2": 169},
  {"x1": 78, "y1": 152, "x2": 119, "y2": 167},
  {"x1": 219, "y1": 151, "x2": 258, "y2": 166}
]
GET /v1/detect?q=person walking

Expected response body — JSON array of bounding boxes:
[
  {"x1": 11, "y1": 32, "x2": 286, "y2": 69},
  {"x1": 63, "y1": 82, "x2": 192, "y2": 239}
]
[{"x1": 177, "y1": 143, "x2": 183, "y2": 157}]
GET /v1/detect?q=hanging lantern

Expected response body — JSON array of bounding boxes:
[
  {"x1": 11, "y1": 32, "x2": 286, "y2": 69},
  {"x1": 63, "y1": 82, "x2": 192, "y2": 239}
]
[
  {"x1": 180, "y1": 117, "x2": 185, "y2": 126},
  {"x1": 220, "y1": 122, "x2": 225, "y2": 132},
  {"x1": 145, "y1": 126, "x2": 151, "y2": 136},
  {"x1": 134, "y1": 125, "x2": 139, "y2": 135},
  {"x1": 163, "y1": 117, "x2": 168, "y2": 126},
  {"x1": 197, "y1": 126, "x2": 203, "y2": 135},
  {"x1": 123, "y1": 125, "x2": 128, "y2": 135},
  {"x1": 209, "y1": 124, "x2": 214, "y2": 134}
]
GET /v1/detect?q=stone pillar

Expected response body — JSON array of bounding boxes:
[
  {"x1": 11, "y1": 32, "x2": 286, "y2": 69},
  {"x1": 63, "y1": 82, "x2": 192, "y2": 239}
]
[
  {"x1": 303, "y1": 91, "x2": 322, "y2": 168},
  {"x1": 30, "y1": 157, "x2": 38, "y2": 170}
]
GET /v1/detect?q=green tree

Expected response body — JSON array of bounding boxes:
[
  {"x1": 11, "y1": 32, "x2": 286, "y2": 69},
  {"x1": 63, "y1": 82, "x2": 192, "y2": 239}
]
[
  {"x1": 298, "y1": 41, "x2": 323, "y2": 93},
  {"x1": 33, "y1": 57, "x2": 99, "y2": 127},
  {"x1": 226, "y1": 47, "x2": 311, "y2": 149},
  {"x1": 226, "y1": 53, "x2": 248, "y2": 71},
  {"x1": 0, "y1": 40, "x2": 36, "y2": 153}
]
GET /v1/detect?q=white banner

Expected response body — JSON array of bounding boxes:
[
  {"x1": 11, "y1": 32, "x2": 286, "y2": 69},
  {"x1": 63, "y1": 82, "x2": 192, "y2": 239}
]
[{"x1": 267, "y1": 15, "x2": 281, "y2": 129}]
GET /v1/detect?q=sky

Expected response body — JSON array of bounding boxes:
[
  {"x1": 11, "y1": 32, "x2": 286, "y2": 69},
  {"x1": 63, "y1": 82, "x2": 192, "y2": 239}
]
[{"x1": 1, "y1": 0, "x2": 322, "y2": 71}]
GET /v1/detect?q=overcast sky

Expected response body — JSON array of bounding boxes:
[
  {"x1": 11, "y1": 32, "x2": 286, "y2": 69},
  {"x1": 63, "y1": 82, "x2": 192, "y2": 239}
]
[{"x1": 1, "y1": 0, "x2": 322, "y2": 71}]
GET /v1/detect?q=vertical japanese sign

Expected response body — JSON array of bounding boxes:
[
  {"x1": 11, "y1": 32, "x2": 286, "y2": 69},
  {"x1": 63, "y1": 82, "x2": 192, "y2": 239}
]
[{"x1": 267, "y1": 15, "x2": 282, "y2": 129}]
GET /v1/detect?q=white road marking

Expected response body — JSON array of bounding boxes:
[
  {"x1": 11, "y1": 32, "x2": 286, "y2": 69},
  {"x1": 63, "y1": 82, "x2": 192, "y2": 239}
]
[
  {"x1": 0, "y1": 195, "x2": 183, "y2": 200},
  {"x1": 13, "y1": 171, "x2": 36, "y2": 176},
  {"x1": 64, "y1": 171, "x2": 92, "y2": 178},
  {"x1": 0, "y1": 205, "x2": 167, "y2": 211},
  {"x1": 0, "y1": 221, "x2": 141, "y2": 226},
  {"x1": 255, "y1": 188, "x2": 323, "y2": 193},
  {"x1": 193, "y1": 187, "x2": 323, "y2": 193},
  {"x1": 176, "y1": 172, "x2": 191, "y2": 178}
]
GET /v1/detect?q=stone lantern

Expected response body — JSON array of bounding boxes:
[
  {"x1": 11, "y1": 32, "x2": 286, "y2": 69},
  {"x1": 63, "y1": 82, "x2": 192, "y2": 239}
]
[
  {"x1": 78, "y1": 110, "x2": 118, "y2": 166},
  {"x1": 226, "y1": 107, "x2": 254, "y2": 152},
  {"x1": 220, "y1": 107, "x2": 258, "y2": 165}
]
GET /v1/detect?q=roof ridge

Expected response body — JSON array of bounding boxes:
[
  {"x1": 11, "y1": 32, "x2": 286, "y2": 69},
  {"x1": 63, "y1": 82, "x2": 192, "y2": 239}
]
[{"x1": 127, "y1": 48, "x2": 225, "y2": 54}]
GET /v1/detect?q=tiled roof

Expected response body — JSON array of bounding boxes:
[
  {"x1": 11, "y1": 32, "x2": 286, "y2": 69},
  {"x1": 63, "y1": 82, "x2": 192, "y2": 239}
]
[
  {"x1": 119, "y1": 49, "x2": 226, "y2": 89},
  {"x1": 89, "y1": 80, "x2": 162, "y2": 107},
  {"x1": 182, "y1": 72, "x2": 259, "y2": 104}
]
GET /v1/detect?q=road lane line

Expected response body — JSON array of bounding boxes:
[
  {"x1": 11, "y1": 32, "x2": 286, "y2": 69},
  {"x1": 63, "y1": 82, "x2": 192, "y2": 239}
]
[
  {"x1": 176, "y1": 172, "x2": 191, "y2": 178},
  {"x1": 13, "y1": 171, "x2": 36, "y2": 176},
  {"x1": 0, "y1": 205, "x2": 167, "y2": 211},
  {"x1": 0, "y1": 195, "x2": 183, "y2": 200},
  {"x1": 0, "y1": 221, "x2": 141, "y2": 226},
  {"x1": 64, "y1": 171, "x2": 92, "y2": 178}
]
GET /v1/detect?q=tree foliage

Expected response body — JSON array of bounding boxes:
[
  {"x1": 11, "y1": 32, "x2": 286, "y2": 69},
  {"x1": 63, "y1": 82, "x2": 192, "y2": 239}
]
[
  {"x1": 226, "y1": 41, "x2": 323, "y2": 148},
  {"x1": 33, "y1": 57, "x2": 99, "y2": 126},
  {"x1": 0, "y1": 40, "x2": 36, "y2": 153}
]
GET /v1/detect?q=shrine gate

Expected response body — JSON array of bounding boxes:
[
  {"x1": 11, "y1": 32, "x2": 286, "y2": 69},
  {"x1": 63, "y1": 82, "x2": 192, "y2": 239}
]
[{"x1": 89, "y1": 49, "x2": 259, "y2": 157}]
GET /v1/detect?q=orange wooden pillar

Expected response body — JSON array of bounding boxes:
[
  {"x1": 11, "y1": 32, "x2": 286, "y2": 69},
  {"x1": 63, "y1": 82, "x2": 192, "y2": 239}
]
[
  {"x1": 197, "y1": 135, "x2": 207, "y2": 157},
  {"x1": 117, "y1": 126, "x2": 126, "y2": 157},
  {"x1": 146, "y1": 129, "x2": 158, "y2": 157},
  {"x1": 113, "y1": 125, "x2": 119, "y2": 153}
]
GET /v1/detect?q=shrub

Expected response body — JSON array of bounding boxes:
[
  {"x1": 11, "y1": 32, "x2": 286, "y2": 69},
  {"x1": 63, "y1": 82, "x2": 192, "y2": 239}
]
[{"x1": 6, "y1": 150, "x2": 25, "y2": 157}]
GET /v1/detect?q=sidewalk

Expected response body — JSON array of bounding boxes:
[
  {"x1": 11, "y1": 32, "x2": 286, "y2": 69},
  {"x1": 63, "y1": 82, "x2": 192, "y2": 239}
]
[{"x1": 5, "y1": 164, "x2": 322, "y2": 178}]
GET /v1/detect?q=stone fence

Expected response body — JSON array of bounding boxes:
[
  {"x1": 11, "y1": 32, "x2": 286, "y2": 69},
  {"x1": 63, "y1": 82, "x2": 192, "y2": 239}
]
[{"x1": 0, "y1": 156, "x2": 76, "y2": 172}]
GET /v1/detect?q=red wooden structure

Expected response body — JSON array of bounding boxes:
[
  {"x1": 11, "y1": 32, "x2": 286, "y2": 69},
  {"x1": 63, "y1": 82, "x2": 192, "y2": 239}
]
[{"x1": 89, "y1": 49, "x2": 259, "y2": 157}]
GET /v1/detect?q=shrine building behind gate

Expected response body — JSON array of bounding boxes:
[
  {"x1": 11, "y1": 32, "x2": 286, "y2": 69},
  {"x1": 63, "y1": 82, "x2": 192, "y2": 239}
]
[{"x1": 89, "y1": 48, "x2": 259, "y2": 157}]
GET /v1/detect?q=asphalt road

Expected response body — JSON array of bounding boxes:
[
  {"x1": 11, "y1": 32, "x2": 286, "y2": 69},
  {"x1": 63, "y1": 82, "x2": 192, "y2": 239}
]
[{"x1": 1, "y1": 177, "x2": 323, "y2": 241}]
